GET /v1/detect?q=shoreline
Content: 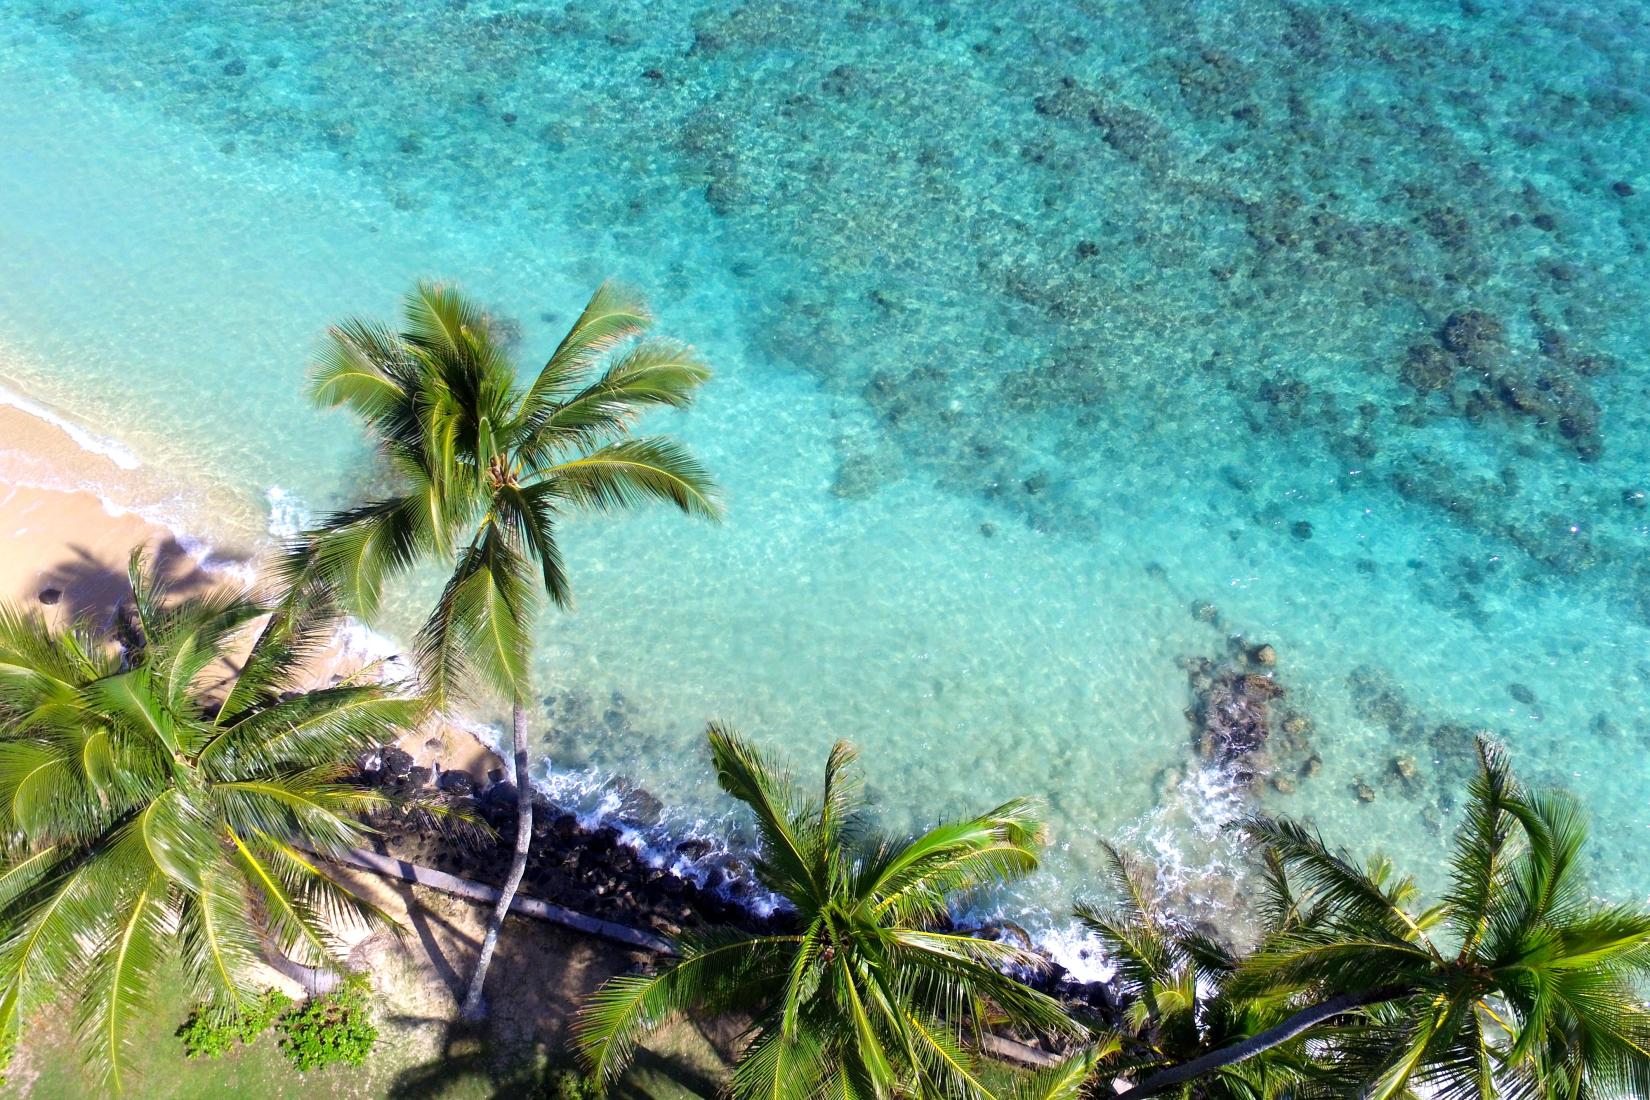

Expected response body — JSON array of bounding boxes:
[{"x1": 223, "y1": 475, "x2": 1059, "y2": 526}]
[{"x1": 0, "y1": 387, "x2": 1126, "y2": 1002}]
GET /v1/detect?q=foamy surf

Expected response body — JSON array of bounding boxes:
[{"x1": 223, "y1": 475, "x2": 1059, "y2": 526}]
[{"x1": 0, "y1": 381, "x2": 141, "y2": 471}]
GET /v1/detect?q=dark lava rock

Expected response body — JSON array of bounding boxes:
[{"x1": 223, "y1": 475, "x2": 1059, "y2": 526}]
[
  {"x1": 37, "y1": 587, "x2": 61, "y2": 606},
  {"x1": 479, "y1": 780, "x2": 518, "y2": 818},
  {"x1": 831, "y1": 450, "x2": 885, "y2": 500},
  {"x1": 615, "y1": 786, "x2": 664, "y2": 828},
  {"x1": 674, "y1": 838, "x2": 715, "y2": 861},
  {"x1": 379, "y1": 745, "x2": 414, "y2": 779},
  {"x1": 405, "y1": 765, "x2": 432, "y2": 789},
  {"x1": 437, "y1": 769, "x2": 475, "y2": 796},
  {"x1": 1186, "y1": 658, "x2": 1284, "y2": 764}
]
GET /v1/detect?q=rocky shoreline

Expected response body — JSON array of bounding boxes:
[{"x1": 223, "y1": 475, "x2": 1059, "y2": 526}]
[{"x1": 351, "y1": 746, "x2": 1123, "y2": 1025}]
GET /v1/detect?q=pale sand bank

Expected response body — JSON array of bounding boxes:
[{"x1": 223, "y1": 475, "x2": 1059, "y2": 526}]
[{"x1": 0, "y1": 401, "x2": 505, "y2": 781}]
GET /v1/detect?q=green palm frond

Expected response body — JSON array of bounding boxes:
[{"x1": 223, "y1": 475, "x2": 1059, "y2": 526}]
[
  {"x1": 1244, "y1": 815, "x2": 1438, "y2": 951},
  {"x1": 539, "y1": 436, "x2": 723, "y2": 521},
  {"x1": 707, "y1": 722, "x2": 826, "y2": 904},
  {"x1": 574, "y1": 930, "x2": 797, "y2": 1086},
  {"x1": 300, "y1": 495, "x2": 434, "y2": 620},
  {"x1": 854, "y1": 799, "x2": 1044, "y2": 926},
  {"x1": 308, "y1": 316, "x2": 415, "y2": 431},
  {"x1": 520, "y1": 281, "x2": 651, "y2": 415},
  {"x1": 0, "y1": 556, "x2": 418, "y2": 1087},
  {"x1": 414, "y1": 522, "x2": 535, "y2": 707},
  {"x1": 519, "y1": 338, "x2": 710, "y2": 461},
  {"x1": 579, "y1": 726, "x2": 1071, "y2": 1096}
]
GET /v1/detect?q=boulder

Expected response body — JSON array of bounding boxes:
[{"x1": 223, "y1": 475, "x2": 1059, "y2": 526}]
[
  {"x1": 437, "y1": 770, "x2": 475, "y2": 796},
  {"x1": 379, "y1": 745, "x2": 415, "y2": 780}
]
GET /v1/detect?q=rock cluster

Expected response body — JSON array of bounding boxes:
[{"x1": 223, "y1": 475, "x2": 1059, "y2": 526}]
[
  {"x1": 357, "y1": 748, "x2": 770, "y2": 937},
  {"x1": 351, "y1": 744, "x2": 1122, "y2": 1019}
]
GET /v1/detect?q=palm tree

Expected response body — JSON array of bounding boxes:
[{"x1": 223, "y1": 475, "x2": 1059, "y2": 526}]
[
  {"x1": 0, "y1": 552, "x2": 416, "y2": 1088},
  {"x1": 574, "y1": 723, "x2": 1081, "y2": 1099},
  {"x1": 1074, "y1": 844, "x2": 1330, "y2": 1098},
  {"x1": 294, "y1": 281, "x2": 720, "y2": 1018},
  {"x1": 1119, "y1": 739, "x2": 1650, "y2": 1098}
]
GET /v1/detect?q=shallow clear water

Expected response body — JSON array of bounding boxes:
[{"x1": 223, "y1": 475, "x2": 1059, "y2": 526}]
[{"x1": 2, "y1": 0, "x2": 1648, "y2": 939}]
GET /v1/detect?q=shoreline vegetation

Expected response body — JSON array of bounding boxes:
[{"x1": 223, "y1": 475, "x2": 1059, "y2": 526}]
[{"x1": 4, "y1": 286, "x2": 1650, "y2": 1099}]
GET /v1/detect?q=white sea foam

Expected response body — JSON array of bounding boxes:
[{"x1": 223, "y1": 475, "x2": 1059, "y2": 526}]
[
  {"x1": 1033, "y1": 918, "x2": 1117, "y2": 986},
  {"x1": 265, "y1": 485, "x2": 311, "y2": 539},
  {"x1": 0, "y1": 382, "x2": 141, "y2": 470}
]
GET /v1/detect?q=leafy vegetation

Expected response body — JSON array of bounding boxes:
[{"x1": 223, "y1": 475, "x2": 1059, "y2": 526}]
[
  {"x1": 0, "y1": 553, "x2": 416, "y2": 1088},
  {"x1": 275, "y1": 981, "x2": 379, "y2": 1071},
  {"x1": 175, "y1": 989, "x2": 293, "y2": 1060},
  {"x1": 1094, "y1": 738, "x2": 1650, "y2": 1098},
  {"x1": 1073, "y1": 846, "x2": 1323, "y2": 1098},
  {"x1": 293, "y1": 280, "x2": 721, "y2": 1017},
  {"x1": 574, "y1": 722, "x2": 1081, "y2": 1100}
]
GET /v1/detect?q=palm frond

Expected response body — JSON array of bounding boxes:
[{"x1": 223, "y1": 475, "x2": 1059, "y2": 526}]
[
  {"x1": 574, "y1": 930, "x2": 796, "y2": 1085},
  {"x1": 519, "y1": 280, "x2": 651, "y2": 417},
  {"x1": 519, "y1": 338, "x2": 710, "y2": 461},
  {"x1": 413, "y1": 522, "x2": 536, "y2": 706},
  {"x1": 707, "y1": 723, "x2": 824, "y2": 905},
  {"x1": 536, "y1": 436, "x2": 723, "y2": 521}
]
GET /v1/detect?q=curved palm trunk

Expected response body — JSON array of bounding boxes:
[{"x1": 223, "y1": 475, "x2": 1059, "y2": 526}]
[
  {"x1": 258, "y1": 925, "x2": 343, "y2": 997},
  {"x1": 460, "y1": 697, "x2": 532, "y2": 1019},
  {"x1": 1115, "y1": 986, "x2": 1410, "y2": 1098}
]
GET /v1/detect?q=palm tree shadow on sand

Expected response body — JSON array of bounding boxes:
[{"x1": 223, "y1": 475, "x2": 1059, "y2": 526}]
[
  {"x1": 386, "y1": 1021, "x2": 729, "y2": 1099},
  {"x1": 33, "y1": 536, "x2": 250, "y2": 628}
]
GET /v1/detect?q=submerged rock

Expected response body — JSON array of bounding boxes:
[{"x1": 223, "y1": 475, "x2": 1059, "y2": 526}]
[{"x1": 1440, "y1": 309, "x2": 1504, "y2": 360}]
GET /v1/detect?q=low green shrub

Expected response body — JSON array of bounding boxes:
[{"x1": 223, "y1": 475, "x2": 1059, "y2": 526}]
[
  {"x1": 275, "y1": 982, "x2": 378, "y2": 1071},
  {"x1": 175, "y1": 989, "x2": 293, "y2": 1059},
  {"x1": 545, "y1": 1066, "x2": 598, "y2": 1100}
]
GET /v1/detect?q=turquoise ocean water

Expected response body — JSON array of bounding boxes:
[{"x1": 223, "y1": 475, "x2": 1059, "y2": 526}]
[{"x1": 1, "y1": 0, "x2": 1648, "y2": 960}]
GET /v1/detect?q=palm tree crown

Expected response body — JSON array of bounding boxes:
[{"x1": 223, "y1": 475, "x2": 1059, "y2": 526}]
[
  {"x1": 1138, "y1": 739, "x2": 1650, "y2": 1099},
  {"x1": 575, "y1": 723, "x2": 1080, "y2": 1100},
  {"x1": 1076, "y1": 844, "x2": 1327, "y2": 1098},
  {"x1": 296, "y1": 280, "x2": 721, "y2": 708},
  {"x1": 295, "y1": 280, "x2": 721, "y2": 1018},
  {"x1": 0, "y1": 555, "x2": 416, "y2": 1087}
]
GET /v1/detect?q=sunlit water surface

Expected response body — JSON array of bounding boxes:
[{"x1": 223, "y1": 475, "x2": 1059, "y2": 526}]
[{"x1": 1, "y1": 0, "x2": 1648, "y2": 957}]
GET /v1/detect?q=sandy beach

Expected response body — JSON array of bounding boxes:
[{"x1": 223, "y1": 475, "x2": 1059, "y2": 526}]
[{"x1": 0, "y1": 399, "x2": 713, "y2": 1095}]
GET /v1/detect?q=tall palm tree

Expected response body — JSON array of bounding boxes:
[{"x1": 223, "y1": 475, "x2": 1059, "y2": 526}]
[
  {"x1": 295, "y1": 281, "x2": 720, "y2": 1018},
  {"x1": 1075, "y1": 844, "x2": 1331, "y2": 1098},
  {"x1": 575, "y1": 723, "x2": 1081, "y2": 1099},
  {"x1": 1119, "y1": 739, "x2": 1650, "y2": 1098},
  {"x1": 0, "y1": 553, "x2": 416, "y2": 1088}
]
